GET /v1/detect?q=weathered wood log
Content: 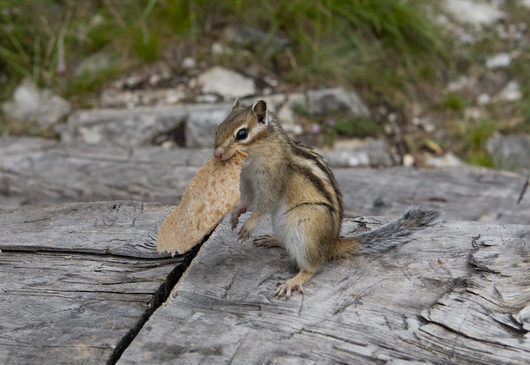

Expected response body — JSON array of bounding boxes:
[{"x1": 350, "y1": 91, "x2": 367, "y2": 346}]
[
  {"x1": 1, "y1": 137, "x2": 528, "y2": 224},
  {"x1": 0, "y1": 201, "x2": 189, "y2": 364},
  {"x1": 119, "y1": 217, "x2": 530, "y2": 364}
]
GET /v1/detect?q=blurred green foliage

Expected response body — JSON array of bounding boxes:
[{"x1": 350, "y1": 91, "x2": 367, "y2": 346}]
[
  {"x1": 441, "y1": 92, "x2": 467, "y2": 112},
  {"x1": 0, "y1": 0, "x2": 445, "y2": 102}
]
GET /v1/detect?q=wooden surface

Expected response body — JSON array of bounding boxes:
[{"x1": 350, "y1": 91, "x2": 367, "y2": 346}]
[
  {"x1": 0, "y1": 201, "x2": 187, "y2": 364},
  {"x1": 119, "y1": 217, "x2": 530, "y2": 364},
  {"x1": 1, "y1": 136, "x2": 529, "y2": 364},
  {"x1": 1, "y1": 137, "x2": 528, "y2": 225}
]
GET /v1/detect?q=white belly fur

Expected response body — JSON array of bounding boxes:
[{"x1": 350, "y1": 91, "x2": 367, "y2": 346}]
[{"x1": 271, "y1": 202, "x2": 308, "y2": 270}]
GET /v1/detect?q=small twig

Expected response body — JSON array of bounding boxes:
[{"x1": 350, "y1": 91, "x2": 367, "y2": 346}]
[{"x1": 516, "y1": 177, "x2": 529, "y2": 205}]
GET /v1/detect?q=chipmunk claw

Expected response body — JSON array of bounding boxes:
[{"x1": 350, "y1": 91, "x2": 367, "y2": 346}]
[
  {"x1": 230, "y1": 215, "x2": 239, "y2": 230},
  {"x1": 238, "y1": 224, "x2": 252, "y2": 243},
  {"x1": 253, "y1": 235, "x2": 281, "y2": 248},
  {"x1": 274, "y1": 281, "x2": 304, "y2": 299},
  {"x1": 237, "y1": 216, "x2": 256, "y2": 243},
  {"x1": 231, "y1": 207, "x2": 247, "y2": 230}
]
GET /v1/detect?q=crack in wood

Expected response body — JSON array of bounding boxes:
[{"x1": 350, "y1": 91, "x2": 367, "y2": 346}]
[
  {"x1": 106, "y1": 238, "x2": 206, "y2": 364},
  {"x1": 0, "y1": 247, "x2": 176, "y2": 261}
]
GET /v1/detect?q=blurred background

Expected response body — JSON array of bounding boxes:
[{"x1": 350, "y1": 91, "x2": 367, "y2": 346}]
[{"x1": 1, "y1": 0, "x2": 529, "y2": 174}]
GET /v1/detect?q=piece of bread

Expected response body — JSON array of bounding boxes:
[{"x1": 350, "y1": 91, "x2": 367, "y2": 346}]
[{"x1": 157, "y1": 152, "x2": 246, "y2": 255}]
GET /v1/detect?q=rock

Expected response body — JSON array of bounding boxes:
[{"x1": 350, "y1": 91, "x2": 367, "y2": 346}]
[
  {"x1": 100, "y1": 88, "x2": 188, "y2": 108},
  {"x1": 60, "y1": 104, "x2": 232, "y2": 147},
  {"x1": 444, "y1": 0, "x2": 504, "y2": 26},
  {"x1": 485, "y1": 52, "x2": 511, "y2": 69},
  {"x1": 477, "y1": 93, "x2": 491, "y2": 105},
  {"x1": 307, "y1": 87, "x2": 370, "y2": 117},
  {"x1": 465, "y1": 107, "x2": 484, "y2": 120},
  {"x1": 195, "y1": 94, "x2": 219, "y2": 103},
  {"x1": 318, "y1": 139, "x2": 393, "y2": 167},
  {"x1": 197, "y1": 67, "x2": 255, "y2": 99},
  {"x1": 211, "y1": 42, "x2": 231, "y2": 55},
  {"x1": 165, "y1": 89, "x2": 185, "y2": 104},
  {"x1": 60, "y1": 107, "x2": 187, "y2": 146},
  {"x1": 274, "y1": 93, "x2": 304, "y2": 123},
  {"x1": 423, "y1": 152, "x2": 464, "y2": 168},
  {"x1": 447, "y1": 75, "x2": 473, "y2": 92},
  {"x1": 486, "y1": 133, "x2": 530, "y2": 175},
  {"x1": 74, "y1": 52, "x2": 115, "y2": 77},
  {"x1": 182, "y1": 57, "x2": 196, "y2": 69},
  {"x1": 403, "y1": 154, "x2": 415, "y2": 167},
  {"x1": 496, "y1": 80, "x2": 522, "y2": 102},
  {"x1": 2, "y1": 79, "x2": 71, "y2": 127},
  {"x1": 184, "y1": 104, "x2": 233, "y2": 147}
]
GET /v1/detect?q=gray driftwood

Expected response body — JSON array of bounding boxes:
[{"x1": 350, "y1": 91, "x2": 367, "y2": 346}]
[
  {"x1": 1, "y1": 137, "x2": 528, "y2": 224},
  {"x1": 119, "y1": 217, "x2": 530, "y2": 364},
  {"x1": 0, "y1": 201, "x2": 185, "y2": 364}
]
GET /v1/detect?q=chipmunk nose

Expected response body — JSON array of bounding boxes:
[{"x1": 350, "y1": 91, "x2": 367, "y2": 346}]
[{"x1": 214, "y1": 148, "x2": 223, "y2": 159}]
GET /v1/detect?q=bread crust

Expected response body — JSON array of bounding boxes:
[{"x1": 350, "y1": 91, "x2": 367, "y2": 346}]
[{"x1": 157, "y1": 152, "x2": 246, "y2": 255}]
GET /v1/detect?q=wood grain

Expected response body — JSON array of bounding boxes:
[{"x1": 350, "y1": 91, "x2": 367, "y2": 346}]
[
  {"x1": 119, "y1": 217, "x2": 529, "y2": 364},
  {"x1": 0, "y1": 201, "x2": 187, "y2": 364}
]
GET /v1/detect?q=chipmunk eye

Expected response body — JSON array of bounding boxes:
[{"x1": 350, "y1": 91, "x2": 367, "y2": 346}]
[{"x1": 235, "y1": 128, "x2": 248, "y2": 141}]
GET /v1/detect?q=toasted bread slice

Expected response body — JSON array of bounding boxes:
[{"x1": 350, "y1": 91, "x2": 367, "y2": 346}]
[{"x1": 157, "y1": 152, "x2": 246, "y2": 255}]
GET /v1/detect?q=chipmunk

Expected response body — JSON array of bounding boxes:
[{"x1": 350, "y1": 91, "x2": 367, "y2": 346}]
[{"x1": 214, "y1": 98, "x2": 439, "y2": 299}]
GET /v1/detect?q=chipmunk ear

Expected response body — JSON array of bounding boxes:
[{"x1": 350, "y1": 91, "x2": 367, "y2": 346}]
[
  {"x1": 232, "y1": 97, "x2": 241, "y2": 110},
  {"x1": 252, "y1": 100, "x2": 267, "y2": 124}
]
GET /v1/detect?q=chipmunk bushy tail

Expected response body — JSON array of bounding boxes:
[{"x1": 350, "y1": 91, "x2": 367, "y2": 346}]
[{"x1": 334, "y1": 207, "x2": 440, "y2": 258}]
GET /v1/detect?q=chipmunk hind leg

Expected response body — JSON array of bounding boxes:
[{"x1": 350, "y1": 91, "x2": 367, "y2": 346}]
[{"x1": 274, "y1": 205, "x2": 334, "y2": 299}]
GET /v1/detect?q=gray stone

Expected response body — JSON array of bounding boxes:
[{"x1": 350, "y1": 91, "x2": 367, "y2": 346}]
[
  {"x1": 423, "y1": 152, "x2": 464, "y2": 168},
  {"x1": 318, "y1": 138, "x2": 393, "y2": 167},
  {"x1": 60, "y1": 106, "x2": 187, "y2": 146},
  {"x1": 444, "y1": 0, "x2": 504, "y2": 26},
  {"x1": 60, "y1": 104, "x2": 232, "y2": 147},
  {"x1": 2, "y1": 78, "x2": 71, "y2": 127},
  {"x1": 74, "y1": 52, "x2": 115, "y2": 77},
  {"x1": 184, "y1": 104, "x2": 232, "y2": 147},
  {"x1": 307, "y1": 87, "x2": 370, "y2": 117},
  {"x1": 486, "y1": 133, "x2": 530, "y2": 175},
  {"x1": 100, "y1": 88, "x2": 186, "y2": 108},
  {"x1": 485, "y1": 52, "x2": 511, "y2": 69},
  {"x1": 496, "y1": 80, "x2": 522, "y2": 102},
  {"x1": 197, "y1": 67, "x2": 255, "y2": 99}
]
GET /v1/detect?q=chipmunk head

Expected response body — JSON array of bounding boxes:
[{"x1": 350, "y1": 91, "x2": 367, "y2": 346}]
[{"x1": 214, "y1": 98, "x2": 269, "y2": 160}]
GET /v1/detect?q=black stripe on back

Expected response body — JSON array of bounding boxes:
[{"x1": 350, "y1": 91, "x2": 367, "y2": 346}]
[
  {"x1": 292, "y1": 163, "x2": 333, "y2": 206},
  {"x1": 290, "y1": 143, "x2": 343, "y2": 215}
]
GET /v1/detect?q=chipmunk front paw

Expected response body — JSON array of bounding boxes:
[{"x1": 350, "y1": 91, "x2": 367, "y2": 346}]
[
  {"x1": 230, "y1": 207, "x2": 247, "y2": 230},
  {"x1": 238, "y1": 217, "x2": 256, "y2": 243}
]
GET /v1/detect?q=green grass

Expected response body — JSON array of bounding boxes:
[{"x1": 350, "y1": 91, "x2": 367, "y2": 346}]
[
  {"x1": 0, "y1": 0, "x2": 447, "y2": 104},
  {"x1": 445, "y1": 119, "x2": 497, "y2": 167},
  {"x1": 441, "y1": 92, "x2": 467, "y2": 112}
]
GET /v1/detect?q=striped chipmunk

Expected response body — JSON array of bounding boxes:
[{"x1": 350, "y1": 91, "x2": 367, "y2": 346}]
[{"x1": 214, "y1": 98, "x2": 439, "y2": 299}]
